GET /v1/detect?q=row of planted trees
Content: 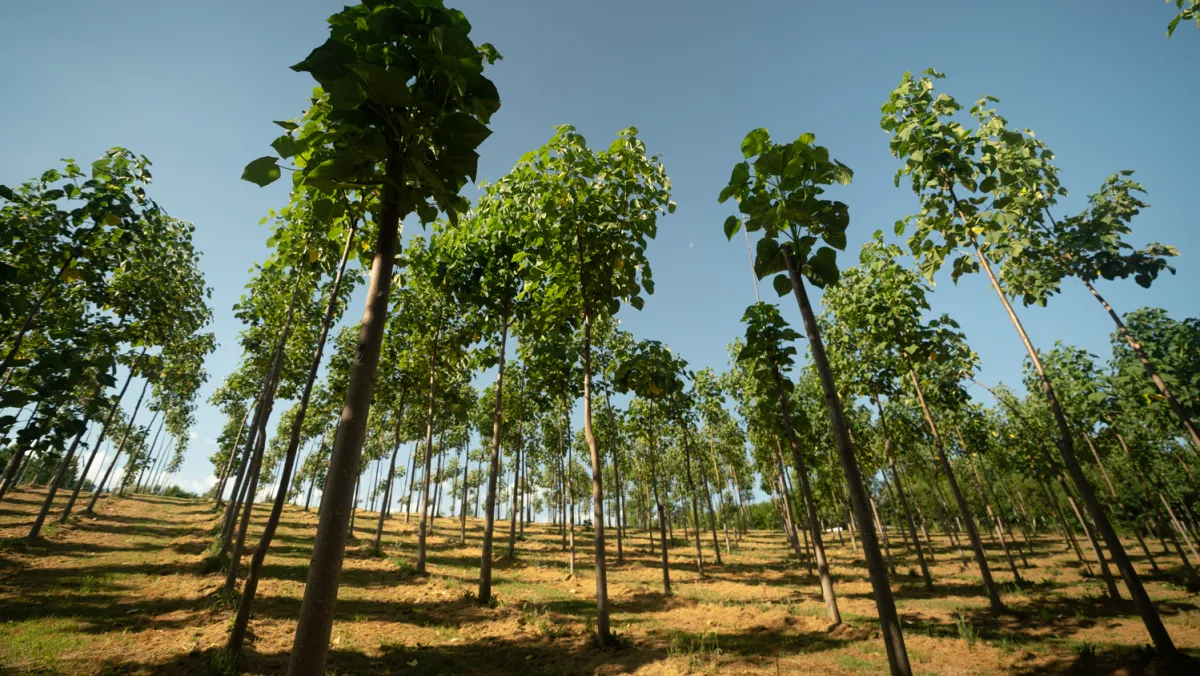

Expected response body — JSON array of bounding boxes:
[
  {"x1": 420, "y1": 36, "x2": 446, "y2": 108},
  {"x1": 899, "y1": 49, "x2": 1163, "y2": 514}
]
[
  {"x1": 0, "y1": 148, "x2": 215, "y2": 536},
  {"x1": 5, "y1": 3, "x2": 1187, "y2": 676}
]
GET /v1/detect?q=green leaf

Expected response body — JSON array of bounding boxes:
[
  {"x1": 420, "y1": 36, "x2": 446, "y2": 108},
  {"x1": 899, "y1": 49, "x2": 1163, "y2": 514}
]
[
  {"x1": 348, "y1": 62, "x2": 413, "y2": 106},
  {"x1": 327, "y1": 77, "x2": 367, "y2": 109},
  {"x1": 242, "y1": 156, "x2": 281, "y2": 187},
  {"x1": 979, "y1": 176, "x2": 997, "y2": 193},
  {"x1": 271, "y1": 135, "x2": 298, "y2": 159},
  {"x1": 723, "y1": 215, "x2": 742, "y2": 240},
  {"x1": 772, "y1": 274, "x2": 791, "y2": 297},
  {"x1": 442, "y1": 112, "x2": 492, "y2": 147},
  {"x1": 741, "y1": 128, "x2": 770, "y2": 159},
  {"x1": 805, "y1": 246, "x2": 839, "y2": 288}
]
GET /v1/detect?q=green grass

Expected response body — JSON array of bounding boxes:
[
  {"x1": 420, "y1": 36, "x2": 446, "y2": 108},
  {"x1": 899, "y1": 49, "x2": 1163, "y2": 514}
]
[{"x1": 0, "y1": 618, "x2": 82, "y2": 671}]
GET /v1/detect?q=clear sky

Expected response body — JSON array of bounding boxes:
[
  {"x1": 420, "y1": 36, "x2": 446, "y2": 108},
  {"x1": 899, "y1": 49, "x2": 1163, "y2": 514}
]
[{"x1": 3, "y1": 1, "x2": 1197, "y2": 498}]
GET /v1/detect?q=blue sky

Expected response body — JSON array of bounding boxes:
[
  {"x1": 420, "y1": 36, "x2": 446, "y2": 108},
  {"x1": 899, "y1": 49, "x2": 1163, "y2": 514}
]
[{"x1": 3, "y1": 1, "x2": 1197, "y2": 499}]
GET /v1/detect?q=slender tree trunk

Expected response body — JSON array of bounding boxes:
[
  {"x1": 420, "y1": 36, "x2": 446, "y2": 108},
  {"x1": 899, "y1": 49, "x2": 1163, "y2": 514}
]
[
  {"x1": 416, "y1": 319, "x2": 442, "y2": 574},
  {"x1": 873, "y1": 392, "x2": 933, "y2": 591},
  {"x1": 133, "y1": 417, "x2": 166, "y2": 493},
  {"x1": 782, "y1": 250, "x2": 910, "y2": 675},
  {"x1": 28, "y1": 423, "x2": 89, "y2": 538},
  {"x1": 771, "y1": 369, "x2": 840, "y2": 621},
  {"x1": 506, "y1": 413, "x2": 525, "y2": 560},
  {"x1": 214, "y1": 408, "x2": 250, "y2": 509},
  {"x1": 220, "y1": 391, "x2": 269, "y2": 550},
  {"x1": 224, "y1": 424, "x2": 269, "y2": 593},
  {"x1": 85, "y1": 376, "x2": 152, "y2": 515},
  {"x1": 374, "y1": 398, "x2": 406, "y2": 556},
  {"x1": 699, "y1": 450, "x2": 722, "y2": 564},
  {"x1": 908, "y1": 368, "x2": 1003, "y2": 611},
  {"x1": 574, "y1": 225, "x2": 612, "y2": 642},
  {"x1": 870, "y1": 496, "x2": 895, "y2": 575},
  {"x1": 404, "y1": 441, "x2": 417, "y2": 522},
  {"x1": 459, "y1": 439, "x2": 470, "y2": 545},
  {"x1": 478, "y1": 314, "x2": 507, "y2": 601},
  {"x1": 288, "y1": 165, "x2": 401, "y2": 676},
  {"x1": 649, "y1": 447, "x2": 671, "y2": 596},
  {"x1": 968, "y1": 238, "x2": 1174, "y2": 655},
  {"x1": 679, "y1": 422, "x2": 706, "y2": 577}
]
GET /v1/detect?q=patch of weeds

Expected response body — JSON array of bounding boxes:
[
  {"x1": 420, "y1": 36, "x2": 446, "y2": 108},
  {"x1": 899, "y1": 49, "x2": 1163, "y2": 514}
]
[
  {"x1": 835, "y1": 655, "x2": 874, "y2": 670},
  {"x1": 206, "y1": 648, "x2": 238, "y2": 676},
  {"x1": 952, "y1": 613, "x2": 978, "y2": 648},
  {"x1": 211, "y1": 587, "x2": 238, "y2": 612},
  {"x1": 199, "y1": 550, "x2": 227, "y2": 575},
  {"x1": 390, "y1": 557, "x2": 415, "y2": 578},
  {"x1": 1074, "y1": 641, "x2": 1096, "y2": 660},
  {"x1": 441, "y1": 575, "x2": 462, "y2": 590},
  {"x1": 517, "y1": 603, "x2": 568, "y2": 638},
  {"x1": 666, "y1": 629, "x2": 723, "y2": 670}
]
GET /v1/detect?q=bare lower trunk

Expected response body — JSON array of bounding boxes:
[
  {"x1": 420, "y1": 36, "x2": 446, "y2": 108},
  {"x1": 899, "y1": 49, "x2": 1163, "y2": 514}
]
[
  {"x1": 969, "y1": 237, "x2": 1174, "y2": 655},
  {"x1": 478, "y1": 315, "x2": 507, "y2": 602},
  {"x1": 287, "y1": 163, "x2": 401, "y2": 676},
  {"x1": 784, "y1": 250, "x2": 908, "y2": 675},
  {"x1": 416, "y1": 321, "x2": 442, "y2": 575}
]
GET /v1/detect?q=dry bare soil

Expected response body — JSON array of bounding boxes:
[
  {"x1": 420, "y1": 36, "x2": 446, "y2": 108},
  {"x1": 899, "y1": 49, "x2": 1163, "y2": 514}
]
[{"x1": 1, "y1": 488, "x2": 1198, "y2": 674}]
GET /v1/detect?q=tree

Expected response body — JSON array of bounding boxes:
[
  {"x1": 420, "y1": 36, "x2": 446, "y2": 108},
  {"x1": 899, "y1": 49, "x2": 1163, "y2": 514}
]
[
  {"x1": 738, "y1": 302, "x2": 842, "y2": 622},
  {"x1": 515, "y1": 125, "x2": 674, "y2": 644},
  {"x1": 882, "y1": 69, "x2": 1176, "y2": 656},
  {"x1": 241, "y1": 3, "x2": 501, "y2": 672},
  {"x1": 721, "y1": 128, "x2": 910, "y2": 675}
]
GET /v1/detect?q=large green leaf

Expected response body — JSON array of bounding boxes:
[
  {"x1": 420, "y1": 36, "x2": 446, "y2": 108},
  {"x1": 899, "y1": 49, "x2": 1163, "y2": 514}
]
[
  {"x1": 741, "y1": 128, "x2": 770, "y2": 159},
  {"x1": 242, "y1": 156, "x2": 281, "y2": 187},
  {"x1": 349, "y1": 62, "x2": 413, "y2": 106}
]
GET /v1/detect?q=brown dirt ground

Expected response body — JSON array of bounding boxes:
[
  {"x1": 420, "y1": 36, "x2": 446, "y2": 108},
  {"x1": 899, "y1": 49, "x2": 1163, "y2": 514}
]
[{"x1": 1, "y1": 487, "x2": 1198, "y2": 674}]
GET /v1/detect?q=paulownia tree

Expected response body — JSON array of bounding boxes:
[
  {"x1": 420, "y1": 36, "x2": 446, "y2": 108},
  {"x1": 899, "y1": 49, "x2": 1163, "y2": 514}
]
[
  {"x1": 882, "y1": 69, "x2": 1177, "y2": 656},
  {"x1": 241, "y1": 3, "x2": 500, "y2": 671},
  {"x1": 721, "y1": 128, "x2": 910, "y2": 675}
]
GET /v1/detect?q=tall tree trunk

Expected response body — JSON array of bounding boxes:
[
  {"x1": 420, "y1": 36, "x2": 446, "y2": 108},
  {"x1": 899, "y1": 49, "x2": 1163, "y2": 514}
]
[
  {"x1": 459, "y1": 439, "x2": 470, "y2": 545},
  {"x1": 214, "y1": 408, "x2": 250, "y2": 509},
  {"x1": 28, "y1": 422, "x2": 89, "y2": 538},
  {"x1": 908, "y1": 367, "x2": 1003, "y2": 610},
  {"x1": 648, "y1": 444, "x2": 671, "y2": 596},
  {"x1": 374, "y1": 397, "x2": 407, "y2": 557},
  {"x1": 707, "y1": 439, "x2": 733, "y2": 555},
  {"x1": 870, "y1": 495, "x2": 895, "y2": 575},
  {"x1": 133, "y1": 416, "x2": 166, "y2": 493},
  {"x1": 416, "y1": 319, "x2": 442, "y2": 574},
  {"x1": 783, "y1": 249, "x2": 910, "y2": 676},
  {"x1": 872, "y1": 392, "x2": 933, "y2": 591},
  {"x1": 771, "y1": 369, "x2": 839, "y2": 622},
  {"x1": 578, "y1": 300, "x2": 611, "y2": 643},
  {"x1": 679, "y1": 421, "x2": 706, "y2": 577},
  {"x1": 404, "y1": 441, "x2": 417, "y2": 522},
  {"x1": 55, "y1": 348, "x2": 145, "y2": 519},
  {"x1": 506, "y1": 412, "x2": 525, "y2": 560},
  {"x1": 221, "y1": 278, "x2": 302, "y2": 554},
  {"x1": 220, "y1": 389, "x2": 269, "y2": 551},
  {"x1": 967, "y1": 237, "x2": 1174, "y2": 655},
  {"x1": 287, "y1": 164, "x2": 401, "y2": 676},
  {"x1": 224, "y1": 423, "x2": 269, "y2": 593},
  {"x1": 699, "y1": 449, "x2": 722, "y2": 565},
  {"x1": 478, "y1": 313, "x2": 508, "y2": 601},
  {"x1": 85, "y1": 376, "x2": 152, "y2": 515}
]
